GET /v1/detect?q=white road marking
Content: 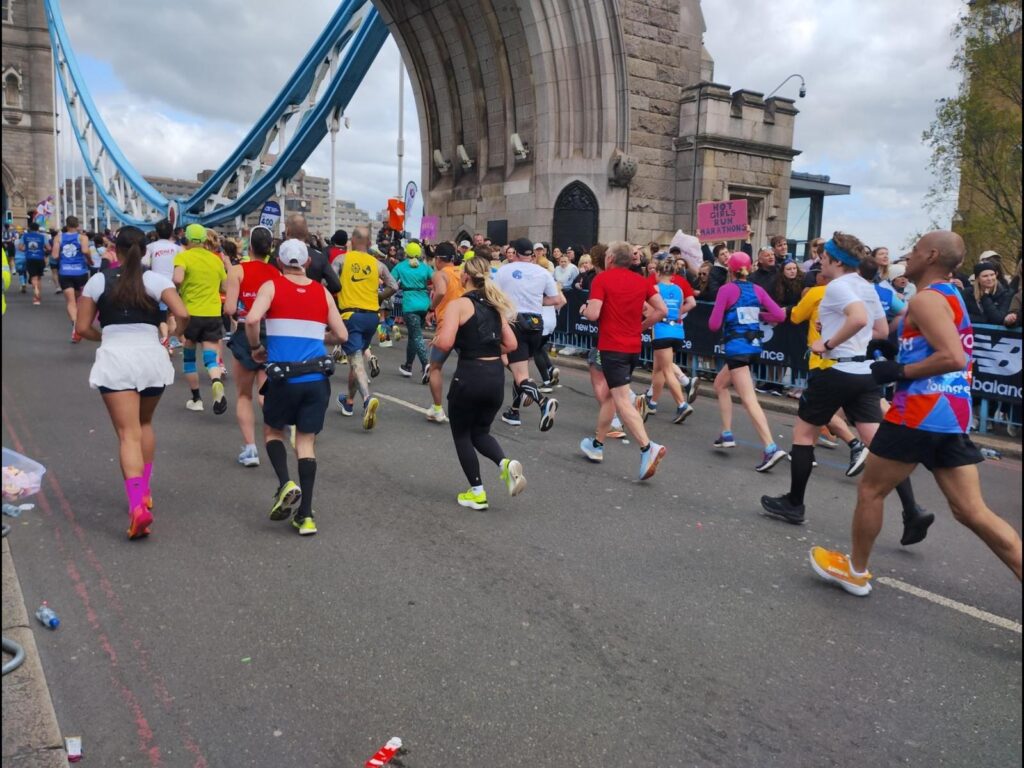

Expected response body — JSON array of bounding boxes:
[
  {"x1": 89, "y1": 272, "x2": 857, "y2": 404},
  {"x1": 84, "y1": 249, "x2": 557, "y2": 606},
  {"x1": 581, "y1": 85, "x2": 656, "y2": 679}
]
[
  {"x1": 375, "y1": 392, "x2": 430, "y2": 415},
  {"x1": 877, "y1": 576, "x2": 1022, "y2": 634}
]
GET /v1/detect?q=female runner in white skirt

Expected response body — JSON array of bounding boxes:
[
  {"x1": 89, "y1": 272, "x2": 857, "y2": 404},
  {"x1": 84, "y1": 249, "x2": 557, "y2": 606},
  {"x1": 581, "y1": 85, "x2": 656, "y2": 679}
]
[{"x1": 75, "y1": 227, "x2": 190, "y2": 539}]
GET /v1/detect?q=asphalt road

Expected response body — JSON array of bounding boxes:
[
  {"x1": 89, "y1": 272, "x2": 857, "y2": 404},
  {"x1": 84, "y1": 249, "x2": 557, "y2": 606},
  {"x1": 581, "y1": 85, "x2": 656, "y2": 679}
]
[{"x1": 2, "y1": 292, "x2": 1021, "y2": 768}]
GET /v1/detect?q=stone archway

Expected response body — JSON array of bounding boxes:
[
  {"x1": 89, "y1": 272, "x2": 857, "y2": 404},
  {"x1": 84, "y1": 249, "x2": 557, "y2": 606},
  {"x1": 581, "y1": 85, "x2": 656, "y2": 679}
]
[{"x1": 551, "y1": 181, "x2": 598, "y2": 253}]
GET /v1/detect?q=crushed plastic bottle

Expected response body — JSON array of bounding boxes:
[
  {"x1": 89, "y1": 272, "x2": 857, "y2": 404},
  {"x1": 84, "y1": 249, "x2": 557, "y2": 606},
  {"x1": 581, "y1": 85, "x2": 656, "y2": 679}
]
[
  {"x1": 1, "y1": 503, "x2": 34, "y2": 518},
  {"x1": 980, "y1": 447, "x2": 1003, "y2": 461},
  {"x1": 35, "y1": 602, "x2": 60, "y2": 630}
]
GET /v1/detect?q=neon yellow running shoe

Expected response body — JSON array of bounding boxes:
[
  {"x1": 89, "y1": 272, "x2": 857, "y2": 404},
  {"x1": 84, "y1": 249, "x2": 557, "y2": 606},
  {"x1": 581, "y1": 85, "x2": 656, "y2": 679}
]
[
  {"x1": 457, "y1": 489, "x2": 488, "y2": 510},
  {"x1": 292, "y1": 515, "x2": 317, "y2": 536},
  {"x1": 269, "y1": 480, "x2": 301, "y2": 521},
  {"x1": 498, "y1": 459, "x2": 526, "y2": 497},
  {"x1": 362, "y1": 396, "x2": 380, "y2": 430}
]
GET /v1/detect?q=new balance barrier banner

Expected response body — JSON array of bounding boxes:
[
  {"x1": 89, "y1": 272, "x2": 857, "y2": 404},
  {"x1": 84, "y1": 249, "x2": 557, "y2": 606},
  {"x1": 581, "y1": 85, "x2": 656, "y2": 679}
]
[
  {"x1": 558, "y1": 290, "x2": 810, "y2": 373},
  {"x1": 972, "y1": 324, "x2": 1023, "y2": 404}
]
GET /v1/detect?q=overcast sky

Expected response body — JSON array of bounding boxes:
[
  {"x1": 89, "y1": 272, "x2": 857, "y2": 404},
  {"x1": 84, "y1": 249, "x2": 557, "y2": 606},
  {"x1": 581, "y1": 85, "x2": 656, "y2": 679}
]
[{"x1": 59, "y1": 0, "x2": 964, "y2": 248}]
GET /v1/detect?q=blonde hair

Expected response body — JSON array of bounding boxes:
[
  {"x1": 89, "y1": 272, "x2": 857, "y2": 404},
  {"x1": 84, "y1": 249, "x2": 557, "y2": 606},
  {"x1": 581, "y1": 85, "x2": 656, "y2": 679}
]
[
  {"x1": 577, "y1": 254, "x2": 593, "y2": 270},
  {"x1": 463, "y1": 257, "x2": 516, "y2": 321},
  {"x1": 204, "y1": 229, "x2": 221, "y2": 252},
  {"x1": 973, "y1": 265, "x2": 998, "y2": 305}
]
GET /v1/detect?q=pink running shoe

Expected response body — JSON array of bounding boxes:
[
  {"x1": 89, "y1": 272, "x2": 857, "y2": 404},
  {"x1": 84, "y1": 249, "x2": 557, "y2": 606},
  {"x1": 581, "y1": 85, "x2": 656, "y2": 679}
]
[{"x1": 127, "y1": 505, "x2": 154, "y2": 540}]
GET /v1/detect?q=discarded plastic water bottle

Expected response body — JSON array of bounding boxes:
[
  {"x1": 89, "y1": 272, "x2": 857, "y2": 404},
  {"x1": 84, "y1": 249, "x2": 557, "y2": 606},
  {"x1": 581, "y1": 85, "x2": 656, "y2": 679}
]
[
  {"x1": 35, "y1": 602, "x2": 60, "y2": 630},
  {"x1": 980, "y1": 447, "x2": 1002, "y2": 461}
]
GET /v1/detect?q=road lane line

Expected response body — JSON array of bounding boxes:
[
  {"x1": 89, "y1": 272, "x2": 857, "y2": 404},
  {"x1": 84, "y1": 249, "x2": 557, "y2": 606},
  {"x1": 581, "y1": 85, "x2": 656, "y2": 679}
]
[
  {"x1": 375, "y1": 391, "x2": 431, "y2": 415},
  {"x1": 876, "y1": 576, "x2": 1022, "y2": 634}
]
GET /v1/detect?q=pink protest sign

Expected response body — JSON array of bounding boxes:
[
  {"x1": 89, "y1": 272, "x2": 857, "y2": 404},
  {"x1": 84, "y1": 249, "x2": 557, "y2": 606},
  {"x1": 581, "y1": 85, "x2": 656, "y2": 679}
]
[
  {"x1": 419, "y1": 216, "x2": 439, "y2": 241},
  {"x1": 697, "y1": 199, "x2": 748, "y2": 242}
]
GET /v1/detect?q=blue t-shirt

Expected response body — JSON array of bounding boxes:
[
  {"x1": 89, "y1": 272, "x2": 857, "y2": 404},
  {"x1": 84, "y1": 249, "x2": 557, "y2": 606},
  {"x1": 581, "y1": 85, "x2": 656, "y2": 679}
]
[
  {"x1": 391, "y1": 260, "x2": 434, "y2": 314},
  {"x1": 653, "y1": 282, "x2": 685, "y2": 341},
  {"x1": 57, "y1": 233, "x2": 89, "y2": 277},
  {"x1": 875, "y1": 283, "x2": 906, "y2": 321},
  {"x1": 20, "y1": 231, "x2": 48, "y2": 261}
]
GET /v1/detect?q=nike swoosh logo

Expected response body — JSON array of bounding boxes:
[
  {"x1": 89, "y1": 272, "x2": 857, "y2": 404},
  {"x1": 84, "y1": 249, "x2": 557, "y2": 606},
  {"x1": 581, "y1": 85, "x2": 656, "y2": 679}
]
[{"x1": 351, "y1": 277, "x2": 369, "y2": 282}]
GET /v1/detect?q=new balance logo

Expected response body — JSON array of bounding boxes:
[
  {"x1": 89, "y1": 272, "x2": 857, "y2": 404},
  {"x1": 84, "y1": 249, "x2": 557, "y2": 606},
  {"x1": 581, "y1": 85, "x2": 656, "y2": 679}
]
[{"x1": 973, "y1": 334, "x2": 1022, "y2": 377}]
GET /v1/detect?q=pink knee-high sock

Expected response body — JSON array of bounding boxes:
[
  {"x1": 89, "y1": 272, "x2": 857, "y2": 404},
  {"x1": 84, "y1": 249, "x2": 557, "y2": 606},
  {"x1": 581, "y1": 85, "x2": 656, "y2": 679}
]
[
  {"x1": 143, "y1": 463, "x2": 153, "y2": 495},
  {"x1": 125, "y1": 477, "x2": 146, "y2": 511}
]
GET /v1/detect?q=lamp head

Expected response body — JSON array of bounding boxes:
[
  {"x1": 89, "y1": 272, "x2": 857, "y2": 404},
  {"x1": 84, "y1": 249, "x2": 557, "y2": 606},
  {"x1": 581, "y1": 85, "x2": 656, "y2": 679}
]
[{"x1": 798, "y1": 85, "x2": 807, "y2": 98}]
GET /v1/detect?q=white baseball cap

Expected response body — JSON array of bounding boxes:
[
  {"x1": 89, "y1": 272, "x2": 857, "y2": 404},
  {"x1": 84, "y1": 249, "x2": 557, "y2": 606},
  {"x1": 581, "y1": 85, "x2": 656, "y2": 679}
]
[
  {"x1": 278, "y1": 238, "x2": 309, "y2": 267},
  {"x1": 532, "y1": 242, "x2": 545, "y2": 251},
  {"x1": 459, "y1": 240, "x2": 472, "y2": 249}
]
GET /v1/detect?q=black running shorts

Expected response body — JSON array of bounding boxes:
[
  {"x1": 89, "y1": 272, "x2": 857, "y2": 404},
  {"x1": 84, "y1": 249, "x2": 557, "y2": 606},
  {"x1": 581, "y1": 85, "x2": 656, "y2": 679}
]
[
  {"x1": 26, "y1": 260, "x2": 45, "y2": 278},
  {"x1": 507, "y1": 325, "x2": 544, "y2": 365},
  {"x1": 600, "y1": 350, "x2": 637, "y2": 389},
  {"x1": 226, "y1": 326, "x2": 264, "y2": 372},
  {"x1": 183, "y1": 315, "x2": 225, "y2": 344},
  {"x1": 652, "y1": 338, "x2": 683, "y2": 352},
  {"x1": 798, "y1": 368, "x2": 882, "y2": 426},
  {"x1": 261, "y1": 377, "x2": 331, "y2": 435},
  {"x1": 869, "y1": 421, "x2": 983, "y2": 471},
  {"x1": 726, "y1": 354, "x2": 759, "y2": 370},
  {"x1": 58, "y1": 274, "x2": 88, "y2": 292}
]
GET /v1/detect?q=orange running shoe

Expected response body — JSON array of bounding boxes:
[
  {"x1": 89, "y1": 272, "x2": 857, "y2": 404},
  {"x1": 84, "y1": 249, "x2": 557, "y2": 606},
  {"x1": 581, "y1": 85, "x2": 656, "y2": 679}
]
[
  {"x1": 809, "y1": 546, "x2": 872, "y2": 596},
  {"x1": 127, "y1": 505, "x2": 154, "y2": 540}
]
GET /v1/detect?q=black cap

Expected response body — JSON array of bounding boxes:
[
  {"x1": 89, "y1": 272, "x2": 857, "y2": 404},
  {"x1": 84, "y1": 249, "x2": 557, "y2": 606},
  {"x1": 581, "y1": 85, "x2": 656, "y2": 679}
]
[
  {"x1": 331, "y1": 229, "x2": 348, "y2": 246},
  {"x1": 510, "y1": 237, "x2": 534, "y2": 257},
  {"x1": 435, "y1": 242, "x2": 456, "y2": 260}
]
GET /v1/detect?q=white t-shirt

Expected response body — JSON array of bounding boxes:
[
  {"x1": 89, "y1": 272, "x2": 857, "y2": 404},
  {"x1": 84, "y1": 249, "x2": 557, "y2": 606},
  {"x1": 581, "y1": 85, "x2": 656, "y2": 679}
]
[
  {"x1": 82, "y1": 270, "x2": 175, "y2": 338},
  {"x1": 819, "y1": 272, "x2": 885, "y2": 374},
  {"x1": 143, "y1": 239, "x2": 182, "y2": 279},
  {"x1": 495, "y1": 261, "x2": 559, "y2": 316}
]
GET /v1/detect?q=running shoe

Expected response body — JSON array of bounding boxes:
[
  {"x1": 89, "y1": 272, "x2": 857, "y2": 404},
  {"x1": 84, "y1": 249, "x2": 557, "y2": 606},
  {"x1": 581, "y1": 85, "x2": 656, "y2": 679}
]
[
  {"x1": 580, "y1": 437, "x2": 604, "y2": 463},
  {"x1": 143, "y1": 494, "x2": 153, "y2": 510},
  {"x1": 237, "y1": 445, "x2": 260, "y2": 467},
  {"x1": 362, "y1": 396, "x2": 380, "y2": 430},
  {"x1": 32, "y1": 297, "x2": 41, "y2": 306},
  {"x1": 457, "y1": 489, "x2": 489, "y2": 510},
  {"x1": 421, "y1": 368, "x2": 430, "y2": 385},
  {"x1": 549, "y1": 367, "x2": 560, "y2": 386},
  {"x1": 501, "y1": 408, "x2": 522, "y2": 426},
  {"x1": 900, "y1": 505, "x2": 935, "y2": 546},
  {"x1": 499, "y1": 458, "x2": 526, "y2": 496},
  {"x1": 808, "y1": 547, "x2": 872, "y2": 596},
  {"x1": 638, "y1": 442, "x2": 667, "y2": 480},
  {"x1": 634, "y1": 393, "x2": 650, "y2": 422},
  {"x1": 606, "y1": 430, "x2": 627, "y2": 439},
  {"x1": 168, "y1": 336, "x2": 182, "y2": 350},
  {"x1": 331, "y1": 344, "x2": 345, "y2": 363},
  {"x1": 539, "y1": 382, "x2": 554, "y2": 394},
  {"x1": 425, "y1": 407, "x2": 448, "y2": 423},
  {"x1": 211, "y1": 380, "x2": 227, "y2": 415},
  {"x1": 292, "y1": 515, "x2": 318, "y2": 536},
  {"x1": 755, "y1": 446, "x2": 788, "y2": 473},
  {"x1": 399, "y1": 363, "x2": 413, "y2": 377},
  {"x1": 846, "y1": 441, "x2": 868, "y2": 477},
  {"x1": 817, "y1": 427, "x2": 839, "y2": 449},
  {"x1": 686, "y1": 376, "x2": 700, "y2": 403},
  {"x1": 368, "y1": 354, "x2": 381, "y2": 378},
  {"x1": 645, "y1": 396, "x2": 658, "y2": 415},
  {"x1": 713, "y1": 432, "x2": 736, "y2": 449},
  {"x1": 186, "y1": 398, "x2": 204, "y2": 412},
  {"x1": 379, "y1": 339, "x2": 393, "y2": 349},
  {"x1": 759, "y1": 494, "x2": 806, "y2": 524},
  {"x1": 337, "y1": 395, "x2": 354, "y2": 416},
  {"x1": 673, "y1": 403, "x2": 694, "y2": 424},
  {"x1": 126, "y1": 504, "x2": 154, "y2": 540},
  {"x1": 270, "y1": 480, "x2": 302, "y2": 521},
  {"x1": 70, "y1": 328, "x2": 82, "y2": 344},
  {"x1": 539, "y1": 398, "x2": 558, "y2": 432}
]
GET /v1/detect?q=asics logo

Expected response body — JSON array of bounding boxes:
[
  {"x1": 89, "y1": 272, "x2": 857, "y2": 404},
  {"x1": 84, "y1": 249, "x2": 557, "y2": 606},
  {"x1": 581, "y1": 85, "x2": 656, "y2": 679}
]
[{"x1": 973, "y1": 334, "x2": 1022, "y2": 377}]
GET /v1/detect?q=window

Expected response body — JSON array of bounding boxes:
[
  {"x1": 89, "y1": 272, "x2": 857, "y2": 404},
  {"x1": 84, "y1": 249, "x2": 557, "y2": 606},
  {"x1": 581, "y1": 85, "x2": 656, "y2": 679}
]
[
  {"x1": 2, "y1": 67, "x2": 23, "y2": 110},
  {"x1": 1, "y1": 0, "x2": 12, "y2": 24}
]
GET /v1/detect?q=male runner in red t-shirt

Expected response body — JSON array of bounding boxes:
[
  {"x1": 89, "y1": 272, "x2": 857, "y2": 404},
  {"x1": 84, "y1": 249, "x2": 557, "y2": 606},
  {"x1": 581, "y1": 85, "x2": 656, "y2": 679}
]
[{"x1": 579, "y1": 241, "x2": 669, "y2": 480}]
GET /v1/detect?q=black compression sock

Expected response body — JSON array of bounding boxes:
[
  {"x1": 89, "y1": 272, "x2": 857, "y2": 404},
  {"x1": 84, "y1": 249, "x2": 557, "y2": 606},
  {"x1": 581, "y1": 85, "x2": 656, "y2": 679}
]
[
  {"x1": 511, "y1": 382, "x2": 523, "y2": 409},
  {"x1": 895, "y1": 477, "x2": 917, "y2": 513},
  {"x1": 848, "y1": 437, "x2": 863, "y2": 450},
  {"x1": 593, "y1": 439, "x2": 604, "y2": 448},
  {"x1": 191, "y1": 388, "x2": 201, "y2": 401},
  {"x1": 265, "y1": 439, "x2": 290, "y2": 488},
  {"x1": 297, "y1": 458, "x2": 316, "y2": 518},
  {"x1": 519, "y1": 379, "x2": 542, "y2": 406},
  {"x1": 788, "y1": 445, "x2": 815, "y2": 507}
]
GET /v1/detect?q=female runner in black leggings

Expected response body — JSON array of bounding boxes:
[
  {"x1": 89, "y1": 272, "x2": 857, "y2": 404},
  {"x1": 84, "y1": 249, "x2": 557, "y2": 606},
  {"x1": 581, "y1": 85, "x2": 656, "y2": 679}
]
[{"x1": 432, "y1": 257, "x2": 527, "y2": 510}]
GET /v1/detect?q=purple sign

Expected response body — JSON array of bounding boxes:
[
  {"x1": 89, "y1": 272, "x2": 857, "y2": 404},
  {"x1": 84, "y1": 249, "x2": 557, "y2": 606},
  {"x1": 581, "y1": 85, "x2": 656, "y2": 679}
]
[
  {"x1": 697, "y1": 199, "x2": 748, "y2": 242},
  {"x1": 420, "y1": 215, "x2": 439, "y2": 241}
]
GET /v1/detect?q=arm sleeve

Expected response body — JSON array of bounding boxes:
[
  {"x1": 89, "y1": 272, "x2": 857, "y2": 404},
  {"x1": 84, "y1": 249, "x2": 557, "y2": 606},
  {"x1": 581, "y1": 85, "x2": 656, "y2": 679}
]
[
  {"x1": 646, "y1": 280, "x2": 658, "y2": 300},
  {"x1": 378, "y1": 261, "x2": 399, "y2": 291},
  {"x1": 143, "y1": 271, "x2": 176, "y2": 301},
  {"x1": 677, "y1": 277, "x2": 694, "y2": 299},
  {"x1": 889, "y1": 294, "x2": 907, "y2": 316},
  {"x1": 708, "y1": 284, "x2": 738, "y2": 332},
  {"x1": 81, "y1": 272, "x2": 105, "y2": 301},
  {"x1": 753, "y1": 284, "x2": 786, "y2": 323},
  {"x1": 701, "y1": 243, "x2": 713, "y2": 262},
  {"x1": 789, "y1": 290, "x2": 817, "y2": 325},
  {"x1": 543, "y1": 273, "x2": 559, "y2": 297},
  {"x1": 589, "y1": 273, "x2": 606, "y2": 303}
]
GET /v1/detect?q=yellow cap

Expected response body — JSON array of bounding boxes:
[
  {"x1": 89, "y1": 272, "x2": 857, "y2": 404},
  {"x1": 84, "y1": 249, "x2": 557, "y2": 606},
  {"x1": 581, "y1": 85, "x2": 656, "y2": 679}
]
[
  {"x1": 405, "y1": 242, "x2": 422, "y2": 258},
  {"x1": 185, "y1": 223, "x2": 206, "y2": 242}
]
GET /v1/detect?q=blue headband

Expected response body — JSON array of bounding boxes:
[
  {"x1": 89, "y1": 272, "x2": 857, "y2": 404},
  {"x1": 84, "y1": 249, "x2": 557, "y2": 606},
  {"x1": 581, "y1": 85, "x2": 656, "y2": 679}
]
[{"x1": 824, "y1": 239, "x2": 859, "y2": 267}]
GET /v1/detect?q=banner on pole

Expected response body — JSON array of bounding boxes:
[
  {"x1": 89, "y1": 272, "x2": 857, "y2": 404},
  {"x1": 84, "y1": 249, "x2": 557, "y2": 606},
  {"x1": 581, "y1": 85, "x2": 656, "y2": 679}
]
[
  {"x1": 258, "y1": 200, "x2": 281, "y2": 231},
  {"x1": 387, "y1": 198, "x2": 405, "y2": 231},
  {"x1": 697, "y1": 199, "x2": 748, "y2": 242},
  {"x1": 419, "y1": 215, "x2": 439, "y2": 241},
  {"x1": 972, "y1": 327, "x2": 1023, "y2": 403}
]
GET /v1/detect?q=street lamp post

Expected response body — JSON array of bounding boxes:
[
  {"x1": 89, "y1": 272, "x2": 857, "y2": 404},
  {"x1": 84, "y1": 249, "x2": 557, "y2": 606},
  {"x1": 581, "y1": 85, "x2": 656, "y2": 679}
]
[{"x1": 766, "y1": 74, "x2": 807, "y2": 99}]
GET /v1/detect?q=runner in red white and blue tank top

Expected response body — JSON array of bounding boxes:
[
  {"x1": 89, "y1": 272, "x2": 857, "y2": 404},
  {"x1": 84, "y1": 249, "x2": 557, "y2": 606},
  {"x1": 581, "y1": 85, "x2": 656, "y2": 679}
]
[
  {"x1": 808, "y1": 231, "x2": 1022, "y2": 598},
  {"x1": 244, "y1": 239, "x2": 349, "y2": 535}
]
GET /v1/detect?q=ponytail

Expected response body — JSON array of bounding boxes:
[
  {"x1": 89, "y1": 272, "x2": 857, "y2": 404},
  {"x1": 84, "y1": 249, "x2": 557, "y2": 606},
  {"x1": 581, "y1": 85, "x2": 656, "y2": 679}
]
[
  {"x1": 108, "y1": 226, "x2": 157, "y2": 310},
  {"x1": 463, "y1": 258, "x2": 516, "y2": 321}
]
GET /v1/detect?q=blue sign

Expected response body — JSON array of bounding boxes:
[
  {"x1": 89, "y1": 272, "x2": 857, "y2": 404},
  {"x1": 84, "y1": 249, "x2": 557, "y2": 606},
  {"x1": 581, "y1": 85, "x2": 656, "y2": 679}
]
[{"x1": 259, "y1": 200, "x2": 282, "y2": 230}]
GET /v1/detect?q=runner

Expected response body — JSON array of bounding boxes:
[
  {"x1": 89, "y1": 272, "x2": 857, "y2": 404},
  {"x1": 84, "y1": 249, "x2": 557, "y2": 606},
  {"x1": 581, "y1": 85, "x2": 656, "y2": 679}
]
[
  {"x1": 809, "y1": 230, "x2": 1022, "y2": 595},
  {"x1": 331, "y1": 225, "x2": 397, "y2": 429},
  {"x1": 142, "y1": 218, "x2": 182, "y2": 346},
  {"x1": 533, "y1": 242, "x2": 560, "y2": 392},
  {"x1": 425, "y1": 242, "x2": 464, "y2": 422},
  {"x1": 433, "y1": 257, "x2": 526, "y2": 509},
  {"x1": 173, "y1": 223, "x2": 228, "y2": 414},
  {"x1": 760, "y1": 232, "x2": 892, "y2": 523},
  {"x1": 707, "y1": 252, "x2": 788, "y2": 471},
  {"x1": 18, "y1": 221, "x2": 48, "y2": 305},
  {"x1": 246, "y1": 239, "x2": 349, "y2": 534},
  {"x1": 391, "y1": 240, "x2": 433, "y2": 377},
  {"x1": 495, "y1": 238, "x2": 564, "y2": 431},
  {"x1": 578, "y1": 241, "x2": 669, "y2": 480},
  {"x1": 74, "y1": 226, "x2": 189, "y2": 539},
  {"x1": 223, "y1": 225, "x2": 279, "y2": 467},
  {"x1": 51, "y1": 215, "x2": 92, "y2": 341},
  {"x1": 647, "y1": 260, "x2": 696, "y2": 423}
]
